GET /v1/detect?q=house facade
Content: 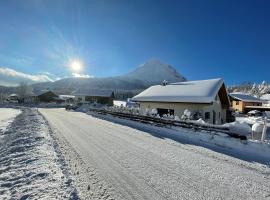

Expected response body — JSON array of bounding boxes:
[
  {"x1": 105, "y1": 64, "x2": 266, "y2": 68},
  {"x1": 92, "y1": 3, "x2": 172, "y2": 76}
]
[
  {"x1": 72, "y1": 89, "x2": 114, "y2": 106},
  {"x1": 132, "y1": 78, "x2": 231, "y2": 124},
  {"x1": 229, "y1": 93, "x2": 263, "y2": 113}
]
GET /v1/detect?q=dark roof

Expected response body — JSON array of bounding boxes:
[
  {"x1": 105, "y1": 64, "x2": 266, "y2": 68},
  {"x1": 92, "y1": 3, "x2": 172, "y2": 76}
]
[
  {"x1": 71, "y1": 89, "x2": 114, "y2": 97},
  {"x1": 34, "y1": 90, "x2": 57, "y2": 97},
  {"x1": 229, "y1": 93, "x2": 263, "y2": 103}
]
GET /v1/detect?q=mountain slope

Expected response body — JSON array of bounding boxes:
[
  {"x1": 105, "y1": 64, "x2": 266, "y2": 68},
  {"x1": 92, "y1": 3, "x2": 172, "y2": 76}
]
[
  {"x1": 32, "y1": 59, "x2": 186, "y2": 94},
  {"x1": 227, "y1": 81, "x2": 270, "y2": 97},
  {"x1": 123, "y1": 59, "x2": 186, "y2": 84}
]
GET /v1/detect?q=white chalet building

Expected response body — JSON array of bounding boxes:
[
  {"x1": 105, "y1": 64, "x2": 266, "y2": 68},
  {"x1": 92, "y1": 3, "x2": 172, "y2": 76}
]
[{"x1": 132, "y1": 78, "x2": 231, "y2": 124}]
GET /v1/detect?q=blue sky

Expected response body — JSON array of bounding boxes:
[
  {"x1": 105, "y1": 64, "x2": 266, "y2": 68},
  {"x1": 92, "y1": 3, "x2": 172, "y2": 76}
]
[{"x1": 0, "y1": 0, "x2": 270, "y2": 86}]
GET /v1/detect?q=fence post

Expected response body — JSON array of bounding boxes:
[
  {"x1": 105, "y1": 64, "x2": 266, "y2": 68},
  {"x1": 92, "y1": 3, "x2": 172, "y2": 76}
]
[{"x1": 261, "y1": 117, "x2": 268, "y2": 142}]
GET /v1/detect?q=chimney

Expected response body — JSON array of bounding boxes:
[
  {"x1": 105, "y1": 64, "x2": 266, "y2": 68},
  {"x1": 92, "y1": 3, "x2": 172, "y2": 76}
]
[{"x1": 162, "y1": 80, "x2": 168, "y2": 86}]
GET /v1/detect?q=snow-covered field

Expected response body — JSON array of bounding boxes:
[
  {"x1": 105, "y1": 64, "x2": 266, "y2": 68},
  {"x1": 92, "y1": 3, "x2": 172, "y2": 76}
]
[
  {"x1": 40, "y1": 108, "x2": 270, "y2": 200},
  {"x1": 0, "y1": 108, "x2": 78, "y2": 199},
  {"x1": 0, "y1": 108, "x2": 21, "y2": 133}
]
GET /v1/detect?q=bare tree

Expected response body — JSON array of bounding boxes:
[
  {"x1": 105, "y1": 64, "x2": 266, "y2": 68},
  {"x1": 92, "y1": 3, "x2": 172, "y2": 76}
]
[{"x1": 17, "y1": 82, "x2": 33, "y2": 103}]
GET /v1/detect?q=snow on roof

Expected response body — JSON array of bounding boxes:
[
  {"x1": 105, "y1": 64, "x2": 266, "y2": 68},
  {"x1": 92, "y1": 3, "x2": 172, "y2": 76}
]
[
  {"x1": 229, "y1": 93, "x2": 263, "y2": 102},
  {"x1": 260, "y1": 94, "x2": 270, "y2": 100},
  {"x1": 59, "y1": 95, "x2": 75, "y2": 100},
  {"x1": 132, "y1": 78, "x2": 225, "y2": 103},
  {"x1": 72, "y1": 89, "x2": 114, "y2": 97}
]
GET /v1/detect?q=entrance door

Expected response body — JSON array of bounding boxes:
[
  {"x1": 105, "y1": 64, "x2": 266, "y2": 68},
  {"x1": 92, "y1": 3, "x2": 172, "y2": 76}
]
[{"x1": 212, "y1": 111, "x2": 216, "y2": 124}]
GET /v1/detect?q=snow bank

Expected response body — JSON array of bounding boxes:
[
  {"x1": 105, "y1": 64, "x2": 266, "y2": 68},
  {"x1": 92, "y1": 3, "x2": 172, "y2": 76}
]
[
  {"x1": 196, "y1": 118, "x2": 206, "y2": 124},
  {"x1": 89, "y1": 112, "x2": 270, "y2": 164},
  {"x1": 0, "y1": 108, "x2": 78, "y2": 199},
  {"x1": 252, "y1": 123, "x2": 264, "y2": 133},
  {"x1": 224, "y1": 121, "x2": 252, "y2": 136},
  {"x1": 0, "y1": 108, "x2": 21, "y2": 132},
  {"x1": 113, "y1": 100, "x2": 127, "y2": 107}
]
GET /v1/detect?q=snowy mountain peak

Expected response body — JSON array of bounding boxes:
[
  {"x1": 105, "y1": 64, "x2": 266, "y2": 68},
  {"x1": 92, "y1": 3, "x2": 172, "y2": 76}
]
[
  {"x1": 125, "y1": 59, "x2": 186, "y2": 85},
  {"x1": 139, "y1": 59, "x2": 164, "y2": 67}
]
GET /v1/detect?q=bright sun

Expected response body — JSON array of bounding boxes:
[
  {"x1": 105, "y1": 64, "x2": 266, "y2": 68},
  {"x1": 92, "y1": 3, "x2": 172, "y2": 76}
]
[{"x1": 70, "y1": 60, "x2": 83, "y2": 72}]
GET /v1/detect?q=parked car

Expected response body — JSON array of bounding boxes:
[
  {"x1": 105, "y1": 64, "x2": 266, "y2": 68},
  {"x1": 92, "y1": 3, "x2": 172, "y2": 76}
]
[{"x1": 65, "y1": 104, "x2": 79, "y2": 110}]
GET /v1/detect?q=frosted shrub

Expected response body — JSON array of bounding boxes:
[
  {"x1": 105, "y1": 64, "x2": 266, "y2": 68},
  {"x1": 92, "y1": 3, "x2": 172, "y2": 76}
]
[
  {"x1": 174, "y1": 115, "x2": 180, "y2": 121},
  {"x1": 168, "y1": 114, "x2": 174, "y2": 119},
  {"x1": 150, "y1": 108, "x2": 158, "y2": 115},
  {"x1": 143, "y1": 108, "x2": 150, "y2": 116},
  {"x1": 181, "y1": 109, "x2": 191, "y2": 120}
]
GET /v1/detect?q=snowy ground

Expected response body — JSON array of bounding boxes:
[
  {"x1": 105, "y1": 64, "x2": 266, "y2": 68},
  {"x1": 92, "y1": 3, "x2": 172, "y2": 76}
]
[
  {"x1": 236, "y1": 116, "x2": 270, "y2": 139},
  {"x1": 0, "y1": 108, "x2": 78, "y2": 199},
  {"x1": 0, "y1": 108, "x2": 21, "y2": 133},
  {"x1": 40, "y1": 108, "x2": 270, "y2": 200}
]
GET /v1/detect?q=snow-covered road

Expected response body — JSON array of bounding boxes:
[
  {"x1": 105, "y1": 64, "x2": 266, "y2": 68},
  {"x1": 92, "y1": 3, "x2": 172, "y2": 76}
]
[{"x1": 40, "y1": 108, "x2": 270, "y2": 200}]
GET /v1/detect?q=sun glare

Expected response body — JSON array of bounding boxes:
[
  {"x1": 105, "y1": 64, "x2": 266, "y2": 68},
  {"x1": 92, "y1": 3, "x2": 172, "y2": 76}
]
[{"x1": 70, "y1": 60, "x2": 83, "y2": 72}]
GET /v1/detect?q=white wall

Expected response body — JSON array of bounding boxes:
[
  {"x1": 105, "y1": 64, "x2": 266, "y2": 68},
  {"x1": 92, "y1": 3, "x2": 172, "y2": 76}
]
[{"x1": 138, "y1": 95, "x2": 226, "y2": 124}]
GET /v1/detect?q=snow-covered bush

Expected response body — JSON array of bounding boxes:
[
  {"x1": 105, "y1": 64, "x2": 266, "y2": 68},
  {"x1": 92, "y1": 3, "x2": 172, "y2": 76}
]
[
  {"x1": 143, "y1": 108, "x2": 150, "y2": 116},
  {"x1": 150, "y1": 108, "x2": 158, "y2": 115},
  {"x1": 174, "y1": 115, "x2": 180, "y2": 121},
  {"x1": 181, "y1": 109, "x2": 192, "y2": 120}
]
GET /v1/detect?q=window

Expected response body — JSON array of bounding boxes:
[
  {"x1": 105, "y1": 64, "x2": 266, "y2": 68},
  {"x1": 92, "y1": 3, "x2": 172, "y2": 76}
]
[
  {"x1": 236, "y1": 101, "x2": 239, "y2": 105},
  {"x1": 205, "y1": 112, "x2": 210, "y2": 120},
  {"x1": 157, "y1": 108, "x2": 174, "y2": 116}
]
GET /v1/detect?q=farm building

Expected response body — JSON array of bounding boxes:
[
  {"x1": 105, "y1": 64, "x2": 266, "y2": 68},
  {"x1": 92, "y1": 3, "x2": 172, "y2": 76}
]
[
  {"x1": 132, "y1": 78, "x2": 231, "y2": 124},
  {"x1": 72, "y1": 89, "x2": 114, "y2": 105},
  {"x1": 229, "y1": 93, "x2": 263, "y2": 113},
  {"x1": 35, "y1": 90, "x2": 58, "y2": 102}
]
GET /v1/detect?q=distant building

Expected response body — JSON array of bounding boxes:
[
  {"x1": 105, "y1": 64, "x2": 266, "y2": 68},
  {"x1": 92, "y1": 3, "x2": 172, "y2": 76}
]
[
  {"x1": 72, "y1": 89, "x2": 114, "y2": 105},
  {"x1": 229, "y1": 93, "x2": 263, "y2": 113},
  {"x1": 35, "y1": 90, "x2": 58, "y2": 102},
  {"x1": 132, "y1": 78, "x2": 230, "y2": 124},
  {"x1": 260, "y1": 94, "x2": 270, "y2": 106},
  {"x1": 8, "y1": 94, "x2": 19, "y2": 103},
  {"x1": 59, "y1": 95, "x2": 75, "y2": 104}
]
